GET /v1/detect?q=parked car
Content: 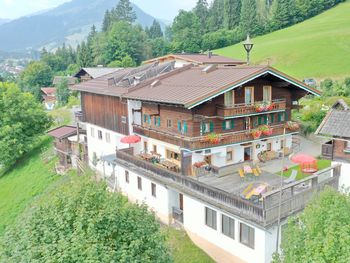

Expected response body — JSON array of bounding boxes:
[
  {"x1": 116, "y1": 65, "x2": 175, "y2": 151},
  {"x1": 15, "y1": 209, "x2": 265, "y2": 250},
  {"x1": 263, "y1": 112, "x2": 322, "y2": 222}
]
[{"x1": 303, "y1": 78, "x2": 317, "y2": 87}]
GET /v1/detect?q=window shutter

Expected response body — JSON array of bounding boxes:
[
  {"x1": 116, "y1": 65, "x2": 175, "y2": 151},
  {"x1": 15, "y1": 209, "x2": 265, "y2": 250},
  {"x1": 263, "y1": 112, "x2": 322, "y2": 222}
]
[
  {"x1": 210, "y1": 121, "x2": 214, "y2": 132},
  {"x1": 201, "y1": 122, "x2": 205, "y2": 134},
  {"x1": 258, "y1": 116, "x2": 262, "y2": 125},
  {"x1": 157, "y1": 117, "x2": 161, "y2": 127},
  {"x1": 178, "y1": 121, "x2": 181, "y2": 132},
  {"x1": 222, "y1": 121, "x2": 226, "y2": 130},
  {"x1": 270, "y1": 114, "x2": 274, "y2": 123},
  {"x1": 231, "y1": 120, "x2": 235, "y2": 129},
  {"x1": 143, "y1": 114, "x2": 147, "y2": 123},
  {"x1": 278, "y1": 113, "x2": 282, "y2": 122},
  {"x1": 264, "y1": 115, "x2": 268, "y2": 124},
  {"x1": 154, "y1": 116, "x2": 157, "y2": 125},
  {"x1": 284, "y1": 112, "x2": 288, "y2": 121},
  {"x1": 183, "y1": 121, "x2": 188, "y2": 134},
  {"x1": 148, "y1": 115, "x2": 151, "y2": 124}
]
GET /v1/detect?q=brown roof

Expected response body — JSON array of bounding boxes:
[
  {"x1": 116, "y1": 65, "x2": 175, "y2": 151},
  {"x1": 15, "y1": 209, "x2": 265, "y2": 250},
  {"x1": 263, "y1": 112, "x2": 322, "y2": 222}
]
[
  {"x1": 125, "y1": 65, "x2": 321, "y2": 108},
  {"x1": 74, "y1": 67, "x2": 122, "y2": 79},
  {"x1": 47, "y1": 125, "x2": 77, "y2": 139},
  {"x1": 143, "y1": 53, "x2": 245, "y2": 65},
  {"x1": 41, "y1": 87, "x2": 56, "y2": 95}
]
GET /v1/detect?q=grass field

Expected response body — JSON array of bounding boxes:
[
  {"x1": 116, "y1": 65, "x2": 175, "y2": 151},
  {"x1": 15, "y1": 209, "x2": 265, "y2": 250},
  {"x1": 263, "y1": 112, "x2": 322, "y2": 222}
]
[
  {"x1": 282, "y1": 159, "x2": 332, "y2": 180},
  {"x1": 216, "y1": 1, "x2": 350, "y2": 80}
]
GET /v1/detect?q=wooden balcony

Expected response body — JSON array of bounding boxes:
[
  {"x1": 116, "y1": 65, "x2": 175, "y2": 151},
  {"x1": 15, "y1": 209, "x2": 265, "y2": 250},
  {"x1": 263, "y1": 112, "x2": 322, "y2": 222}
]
[
  {"x1": 115, "y1": 148, "x2": 341, "y2": 227},
  {"x1": 133, "y1": 123, "x2": 296, "y2": 150},
  {"x1": 216, "y1": 99, "x2": 286, "y2": 118}
]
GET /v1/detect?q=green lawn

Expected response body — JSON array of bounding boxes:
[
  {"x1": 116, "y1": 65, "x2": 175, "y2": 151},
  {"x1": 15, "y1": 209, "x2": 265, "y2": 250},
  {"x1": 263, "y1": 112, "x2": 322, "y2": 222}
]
[
  {"x1": 0, "y1": 138, "x2": 59, "y2": 236},
  {"x1": 49, "y1": 107, "x2": 73, "y2": 126},
  {"x1": 281, "y1": 159, "x2": 332, "y2": 180},
  {"x1": 163, "y1": 226, "x2": 214, "y2": 263},
  {"x1": 216, "y1": 1, "x2": 350, "y2": 80}
]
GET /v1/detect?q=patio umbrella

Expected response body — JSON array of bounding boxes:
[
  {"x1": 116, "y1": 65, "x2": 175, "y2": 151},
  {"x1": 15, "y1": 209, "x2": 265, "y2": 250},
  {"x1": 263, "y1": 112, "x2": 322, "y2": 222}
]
[
  {"x1": 290, "y1": 153, "x2": 317, "y2": 173},
  {"x1": 120, "y1": 135, "x2": 141, "y2": 144}
]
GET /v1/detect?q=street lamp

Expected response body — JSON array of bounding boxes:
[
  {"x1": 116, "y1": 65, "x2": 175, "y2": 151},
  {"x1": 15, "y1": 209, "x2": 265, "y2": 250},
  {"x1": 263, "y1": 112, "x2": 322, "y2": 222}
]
[{"x1": 243, "y1": 35, "x2": 254, "y2": 65}]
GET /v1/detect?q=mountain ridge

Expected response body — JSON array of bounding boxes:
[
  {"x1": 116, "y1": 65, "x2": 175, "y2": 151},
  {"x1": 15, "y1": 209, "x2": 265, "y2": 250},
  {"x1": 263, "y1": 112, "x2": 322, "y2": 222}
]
[{"x1": 0, "y1": 0, "x2": 164, "y2": 52}]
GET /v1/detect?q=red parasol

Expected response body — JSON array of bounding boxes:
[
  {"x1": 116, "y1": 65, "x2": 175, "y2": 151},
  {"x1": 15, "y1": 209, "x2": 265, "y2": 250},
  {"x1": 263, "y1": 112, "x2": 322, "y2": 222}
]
[
  {"x1": 290, "y1": 153, "x2": 318, "y2": 173},
  {"x1": 120, "y1": 135, "x2": 141, "y2": 144}
]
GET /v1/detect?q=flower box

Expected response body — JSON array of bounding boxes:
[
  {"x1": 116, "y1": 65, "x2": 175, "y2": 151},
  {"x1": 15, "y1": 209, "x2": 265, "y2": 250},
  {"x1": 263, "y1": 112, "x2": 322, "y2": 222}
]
[
  {"x1": 251, "y1": 129, "x2": 262, "y2": 139},
  {"x1": 203, "y1": 133, "x2": 221, "y2": 144},
  {"x1": 285, "y1": 121, "x2": 299, "y2": 131},
  {"x1": 259, "y1": 125, "x2": 274, "y2": 136}
]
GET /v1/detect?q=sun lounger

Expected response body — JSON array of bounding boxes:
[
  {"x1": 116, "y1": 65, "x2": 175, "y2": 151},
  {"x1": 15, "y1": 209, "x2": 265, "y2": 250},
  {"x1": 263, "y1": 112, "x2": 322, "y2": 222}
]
[
  {"x1": 284, "y1": 169, "x2": 298, "y2": 184},
  {"x1": 253, "y1": 168, "x2": 260, "y2": 177},
  {"x1": 256, "y1": 165, "x2": 262, "y2": 174},
  {"x1": 238, "y1": 169, "x2": 245, "y2": 179},
  {"x1": 241, "y1": 183, "x2": 254, "y2": 196}
]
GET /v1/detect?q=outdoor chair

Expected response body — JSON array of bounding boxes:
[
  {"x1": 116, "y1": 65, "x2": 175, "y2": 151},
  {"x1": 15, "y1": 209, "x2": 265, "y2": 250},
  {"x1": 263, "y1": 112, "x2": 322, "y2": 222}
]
[{"x1": 284, "y1": 169, "x2": 298, "y2": 184}]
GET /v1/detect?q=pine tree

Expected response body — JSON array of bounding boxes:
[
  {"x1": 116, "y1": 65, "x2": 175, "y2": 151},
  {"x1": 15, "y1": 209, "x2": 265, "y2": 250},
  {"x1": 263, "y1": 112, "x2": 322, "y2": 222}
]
[
  {"x1": 102, "y1": 10, "x2": 111, "y2": 31},
  {"x1": 114, "y1": 0, "x2": 136, "y2": 24},
  {"x1": 77, "y1": 41, "x2": 93, "y2": 67},
  {"x1": 194, "y1": 0, "x2": 209, "y2": 34},
  {"x1": 147, "y1": 20, "x2": 163, "y2": 38},
  {"x1": 224, "y1": 0, "x2": 241, "y2": 30},
  {"x1": 207, "y1": 0, "x2": 225, "y2": 31},
  {"x1": 270, "y1": 0, "x2": 296, "y2": 30},
  {"x1": 240, "y1": 0, "x2": 259, "y2": 35}
]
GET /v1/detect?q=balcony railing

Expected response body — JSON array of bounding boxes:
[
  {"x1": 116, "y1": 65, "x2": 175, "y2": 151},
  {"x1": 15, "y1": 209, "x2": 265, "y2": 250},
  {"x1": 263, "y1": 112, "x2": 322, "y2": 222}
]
[
  {"x1": 115, "y1": 148, "x2": 341, "y2": 227},
  {"x1": 217, "y1": 99, "x2": 286, "y2": 118},
  {"x1": 133, "y1": 123, "x2": 296, "y2": 150}
]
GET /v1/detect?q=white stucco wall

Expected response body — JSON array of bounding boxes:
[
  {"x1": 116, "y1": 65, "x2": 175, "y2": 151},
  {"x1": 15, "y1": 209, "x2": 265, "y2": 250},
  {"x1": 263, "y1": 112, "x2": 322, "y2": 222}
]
[
  {"x1": 182, "y1": 195, "x2": 274, "y2": 263},
  {"x1": 332, "y1": 161, "x2": 350, "y2": 191},
  {"x1": 116, "y1": 166, "x2": 172, "y2": 224}
]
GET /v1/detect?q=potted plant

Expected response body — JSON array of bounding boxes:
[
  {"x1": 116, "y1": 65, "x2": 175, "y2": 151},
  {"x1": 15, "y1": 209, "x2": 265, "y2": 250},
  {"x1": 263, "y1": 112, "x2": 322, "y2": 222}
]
[
  {"x1": 285, "y1": 121, "x2": 299, "y2": 131},
  {"x1": 259, "y1": 125, "x2": 273, "y2": 136},
  {"x1": 251, "y1": 128, "x2": 262, "y2": 139},
  {"x1": 204, "y1": 133, "x2": 221, "y2": 144},
  {"x1": 255, "y1": 102, "x2": 274, "y2": 112}
]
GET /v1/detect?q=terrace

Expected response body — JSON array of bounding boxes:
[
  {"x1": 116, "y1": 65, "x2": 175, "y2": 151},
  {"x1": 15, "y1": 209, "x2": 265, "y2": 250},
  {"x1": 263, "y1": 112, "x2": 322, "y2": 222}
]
[{"x1": 114, "y1": 147, "x2": 340, "y2": 227}]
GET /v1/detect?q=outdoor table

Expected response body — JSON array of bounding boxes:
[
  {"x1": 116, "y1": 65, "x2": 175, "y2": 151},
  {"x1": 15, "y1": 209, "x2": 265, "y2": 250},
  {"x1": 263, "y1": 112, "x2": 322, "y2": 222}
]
[
  {"x1": 161, "y1": 160, "x2": 179, "y2": 172},
  {"x1": 139, "y1": 153, "x2": 153, "y2": 161}
]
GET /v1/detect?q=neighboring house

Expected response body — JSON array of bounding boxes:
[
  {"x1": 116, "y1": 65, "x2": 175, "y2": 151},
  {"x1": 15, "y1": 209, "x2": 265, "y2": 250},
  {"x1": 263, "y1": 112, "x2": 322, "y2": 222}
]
[
  {"x1": 71, "y1": 61, "x2": 341, "y2": 263},
  {"x1": 47, "y1": 125, "x2": 87, "y2": 172},
  {"x1": 74, "y1": 67, "x2": 122, "y2": 82},
  {"x1": 41, "y1": 87, "x2": 56, "y2": 110},
  {"x1": 316, "y1": 99, "x2": 350, "y2": 188},
  {"x1": 53, "y1": 76, "x2": 78, "y2": 87},
  {"x1": 143, "y1": 52, "x2": 245, "y2": 68}
]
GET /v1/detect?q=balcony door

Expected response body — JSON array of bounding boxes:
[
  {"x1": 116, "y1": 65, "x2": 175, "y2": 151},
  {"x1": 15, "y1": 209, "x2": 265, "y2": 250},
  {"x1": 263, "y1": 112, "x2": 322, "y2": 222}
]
[
  {"x1": 224, "y1": 90, "x2": 235, "y2": 107},
  {"x1": 245, "y1": 87, "x2": 254, "y2": 105},
  {"x1": 244, "y1": 146, "x2": 252, "y2": 161},
  {"x1": 263, "y1": 86, "x2": 272, "y2": 102}
]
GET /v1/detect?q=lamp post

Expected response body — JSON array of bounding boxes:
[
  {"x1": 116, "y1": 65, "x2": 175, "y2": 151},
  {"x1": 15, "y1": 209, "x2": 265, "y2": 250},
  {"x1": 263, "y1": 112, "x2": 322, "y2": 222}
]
[{"x1": 243, "y1": 35, "x2": 254, "y2": 65}]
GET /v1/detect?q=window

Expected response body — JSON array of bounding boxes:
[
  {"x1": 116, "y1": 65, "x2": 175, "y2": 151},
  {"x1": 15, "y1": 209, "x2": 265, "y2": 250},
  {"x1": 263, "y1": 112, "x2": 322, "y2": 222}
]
[
  {"x1": 144, "y1": 114, "x2": 151, "y2": 124},
  {"x1": 270, "y1": 113, "x2": 275, "y2": 124},
  {"x1": 182, "y1": 121, "x2": 188, "y2": 134},
  {"x1": 267, "y1": 142, "x2": 272, "y2": 151},
  {"x1": 245, "y1": 87, "x2": 254, "y2": 105},
  {"x1": 202, "y1": 121, "x2": 214, "y2": 134},
  {"x1": 105, "y1": 132, "x2": 111, "y2": 143},
  {"x1": 278, "y1": 112, "x2": 286, "y2": 122},
  {"x1": 143, "y1": 114, "x2": 147, "y2": 123},
  {"x1": 240, "y1": 223, "x2": 255, "y2": 249},
  {"x1": 153, "y1": 145, "x2": 157, "y2": 153},
  {"x1": 226, "y1": 150, "x2": 233, "y2": 162},
  {"x1": 205, "y1": 207, "x2": 217, "y2": 230},
  {"x1": 244, "y1": 117, "x2": 251, "y2": 130},
  {"x1": 137, "y1": 176, "x2": 142, "y2": 190},
  {"x1": 263, "y1": 86, "x2": 272, "y2": 102},
  {"x1": 281, "y1": 139, "x2": 285, "y2": 150},
  {"x1": 151, "y1": 183, "x2": 156, "y2": 197},
  {"x1": 224, "y1": 90, "x2": 235, "y2": 106},
  {"x1": 222, "y1": 214, "x2": 235, "y2": 239},
  {"x1": 98, "y1": 130, "x2": 103, "y2": 140},
  {"x1": 121, "y1": 116, "x2": 127, "y2": 124},
  {"x1": 125, "y1": 170, "x2": 129, "y2": 183},
  {"x1": 157, "y1": 117, "x2": 161, "y2": 127},
  {"x1": 90, "y1": 127, "x2": 95, "y2": 138},
  {"x1": 144, "y1": 141, "x2": 148, "y2": 153},
  {"x1": 223, "y1": 120, "x2": 234, "y2": 130},
  {"x1": 177, "y1": 121, "x2": 182, "y2": 132},
  {"x1": 258, "y1": 115, "x2": 268, "y2": 125},
  {"x1": 167, "y1": 119, "x2": 172, "y2": 128},
  {"x1": 166, "y1": 150, "x2": 180, "y2": 161}
]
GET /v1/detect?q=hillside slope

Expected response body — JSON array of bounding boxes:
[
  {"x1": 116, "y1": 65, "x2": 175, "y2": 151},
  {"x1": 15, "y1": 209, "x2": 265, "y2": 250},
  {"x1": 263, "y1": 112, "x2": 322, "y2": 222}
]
[
  {"x1": 0, "y1": 0, "x2": 163, "y2": 52},
  {"x1": 216, "y1": 1, "x2": 350, "y2": 80}
]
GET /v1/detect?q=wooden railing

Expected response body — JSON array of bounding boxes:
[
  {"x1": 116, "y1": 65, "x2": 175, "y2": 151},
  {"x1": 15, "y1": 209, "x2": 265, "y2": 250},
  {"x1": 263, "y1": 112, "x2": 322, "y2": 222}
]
[
  {"x1": 115, "y1": 148, "x2": 340, "y2": 226},
  {"x1": 133, "y1": 124, "x2": 295, "y2": 150},
  {"x1": 216, "y1": 99, "x2": 286, "y2": 117}
]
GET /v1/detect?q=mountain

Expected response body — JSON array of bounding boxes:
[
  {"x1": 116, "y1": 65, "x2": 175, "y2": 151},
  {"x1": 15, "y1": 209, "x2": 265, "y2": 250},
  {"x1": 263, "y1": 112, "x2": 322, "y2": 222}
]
[
  {"x1": 216, "y1": 1, "x2": 350, "y2": 80},
  {"x1": 0, "y1": 18, "x2": 10, "y2": 26},
  {"x1": 0, "y1": 0, "x2": 164, "y2": 52}
]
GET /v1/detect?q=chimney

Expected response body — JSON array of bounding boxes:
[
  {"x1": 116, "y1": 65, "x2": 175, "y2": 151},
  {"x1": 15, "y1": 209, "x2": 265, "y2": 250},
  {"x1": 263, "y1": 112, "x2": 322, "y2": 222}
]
[{"x1": 208, "y1": 50, "x2": 213, "y2": 59}]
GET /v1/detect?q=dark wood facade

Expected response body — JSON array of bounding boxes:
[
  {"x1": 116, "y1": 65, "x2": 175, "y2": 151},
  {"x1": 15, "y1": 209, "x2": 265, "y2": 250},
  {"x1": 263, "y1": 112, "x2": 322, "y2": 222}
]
[
  {"x1": 81, "y1": 92, "x2": 129, "y2": 135},
  {"x1": 322, "y1": 139, "x2": 350, "y2": 161}
]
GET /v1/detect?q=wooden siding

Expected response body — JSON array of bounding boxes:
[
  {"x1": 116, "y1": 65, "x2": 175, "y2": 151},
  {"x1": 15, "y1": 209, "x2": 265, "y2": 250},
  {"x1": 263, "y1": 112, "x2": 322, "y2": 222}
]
[
  {"x1": 333, "y1": 139, "x2": 350, "y2": 160},
  {"x1": 82, "y1": 92, "x2": 129, "y2": 135}
]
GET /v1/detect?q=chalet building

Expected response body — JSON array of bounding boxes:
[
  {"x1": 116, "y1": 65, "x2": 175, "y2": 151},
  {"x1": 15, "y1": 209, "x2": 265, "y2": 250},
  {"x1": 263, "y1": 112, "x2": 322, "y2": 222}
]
[
  {"x1": 143, "y1": 52, "x2": 245, "y2": 68},
  {"x1": 41, "y1": 87, "x2": 56, "y2": 110},
  {"x1": 71, "y1": 61, "x2": 341, "y2": 263},
  {"x1": 316, "y1": 99, "x2": 350, "y2": 188},
  {"x1": 74, "y1": 67, "x2": 122, "y2": 82},
  {"x1": 48, "y1": 125, "x2": 87, "y2": 173}
]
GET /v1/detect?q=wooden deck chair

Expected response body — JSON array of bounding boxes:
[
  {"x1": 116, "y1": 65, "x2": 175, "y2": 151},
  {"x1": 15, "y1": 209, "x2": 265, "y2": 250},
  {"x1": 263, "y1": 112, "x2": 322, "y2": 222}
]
[
  {"x1": 242, "y1": 183, "x2": 254, "y2": 196},
  {"x1": 238, "y1": 169, "x2": 245, "y2": 179},
  {"x1": 256, "y1": 164, "x2": 262, "y2": 174},
  {"x1": 253, "y1": 168, "x2": 260, "y2": 177}
]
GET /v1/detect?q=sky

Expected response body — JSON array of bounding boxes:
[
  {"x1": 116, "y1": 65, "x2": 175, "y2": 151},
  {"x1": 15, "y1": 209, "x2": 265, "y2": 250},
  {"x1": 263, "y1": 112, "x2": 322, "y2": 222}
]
[{"x1": 0, "y1": 0, "x2": 198, "y2": 20}]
